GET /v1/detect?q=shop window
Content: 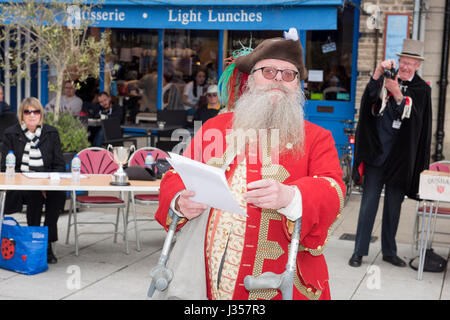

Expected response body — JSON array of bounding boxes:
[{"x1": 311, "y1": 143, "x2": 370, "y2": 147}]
[
  {"x1": 164, "y1": 29, "x2": 219, "y2": 84},
  {"x1": 110, "y1": 29, "x2": 159, "y2": 81},
  {"x1": 226, "y1": 30, "x2": 282, "y2": 58},
  {"x1": 304, "y1": 6, "x2": 354, "y2": 101},
  {"x1": 108, "y1": 29, "x2": 159, "y2": 117}
]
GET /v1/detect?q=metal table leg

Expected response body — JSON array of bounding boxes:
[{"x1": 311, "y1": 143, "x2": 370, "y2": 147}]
[
  {"x1": 417, "y1": 200, "x2": 439, "y2": 280},
  {"x1": 0, "y1": 191, "x2": 6, "y2": 240}
]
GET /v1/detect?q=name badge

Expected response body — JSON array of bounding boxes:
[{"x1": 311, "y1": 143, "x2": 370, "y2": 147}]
[{"x1": 392, "y1": 119, "x2": 402, "y2": 129}]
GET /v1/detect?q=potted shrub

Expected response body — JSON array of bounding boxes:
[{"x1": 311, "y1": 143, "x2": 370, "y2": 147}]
[{"x1": 44, "y1": 110, "x2": 90, "y2": 170}]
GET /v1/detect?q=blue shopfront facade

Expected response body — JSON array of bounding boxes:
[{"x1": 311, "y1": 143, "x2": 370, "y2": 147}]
[{"x1": 2, "y1": 0, "x2": 361, "y2": 151}]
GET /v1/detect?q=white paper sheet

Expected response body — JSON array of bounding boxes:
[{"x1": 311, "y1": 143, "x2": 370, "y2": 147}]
[
  {"x1": 167, "y1": 152, "x2": 246, "y2": 216},
  {"x1": 308, "y1": 69, "x2": 324, "y2": 82},
  {"x1": 22, "y1": 172, "x2": 87, "y2": 179}
]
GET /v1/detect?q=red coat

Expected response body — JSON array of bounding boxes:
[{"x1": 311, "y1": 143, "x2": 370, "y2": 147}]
[{"x1": 155, "y1": 112, "x2": 345, "y2": 300}]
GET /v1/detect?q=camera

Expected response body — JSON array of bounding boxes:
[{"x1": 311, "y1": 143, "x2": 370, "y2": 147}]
[{"x1": 383, "y1": 65, "x2": 398, "y2": 80}]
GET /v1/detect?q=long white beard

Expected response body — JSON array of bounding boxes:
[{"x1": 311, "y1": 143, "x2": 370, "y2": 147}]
[{"x1": 232, "y1": 76, "x2": 306, "y2": 155}]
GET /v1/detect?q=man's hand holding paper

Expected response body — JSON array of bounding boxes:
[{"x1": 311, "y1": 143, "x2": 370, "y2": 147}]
[
  {"x1": 175, "y1": 190, "x2": 208, "y2": 220},
  {"x1": 167, "y1": 152, "x2": 246, "y2": 217}
]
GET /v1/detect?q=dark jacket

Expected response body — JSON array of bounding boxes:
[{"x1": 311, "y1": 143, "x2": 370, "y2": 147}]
[
  {"x1": 193, "y1": 105, "x2": 221, "y2": 124},
  {"x1": 1, "y1": 123, "x2": 65, "y2": 172},
  {"x1": 0, "y1": 101, "x2": 11, "y2": 115},
  {"x1": 90, "y1": 103, "x2": 124, "y2": 124},
  {"x1": 352, "y1": 74, "x2": 432, "y2": 199}
]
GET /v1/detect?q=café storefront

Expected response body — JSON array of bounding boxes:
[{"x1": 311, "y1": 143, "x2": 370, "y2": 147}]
[{"x1": 6, "y1": 0, "x2": 361, "y2": 150}]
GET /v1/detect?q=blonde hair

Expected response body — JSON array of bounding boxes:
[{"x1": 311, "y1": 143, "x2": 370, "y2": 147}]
[{"x1": 18, "y1": 97, "x2": 44, "y2": 126}]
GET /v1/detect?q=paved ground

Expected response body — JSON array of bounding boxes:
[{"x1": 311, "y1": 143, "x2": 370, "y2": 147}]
[{"x1": 0, "y1": 190, "x2": 449, "y2": 300}]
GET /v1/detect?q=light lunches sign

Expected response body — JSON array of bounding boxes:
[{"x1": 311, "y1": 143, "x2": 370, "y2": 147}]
[{"x1": 82, "y1": 5, "x2": 337, "y2": 30}]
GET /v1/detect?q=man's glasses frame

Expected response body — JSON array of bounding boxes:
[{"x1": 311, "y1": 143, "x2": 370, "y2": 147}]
[
  {"x1": 23, "y1": 109, "x2": 41, "y2": 115},
  {"x1": 252, "y1": 66, "x2": 299, "y2": 82}
]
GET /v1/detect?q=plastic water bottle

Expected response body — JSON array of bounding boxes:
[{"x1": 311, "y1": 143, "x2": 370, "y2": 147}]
[
  {"x1": 5, "y1": 151, "x2": 15, "y2": 179},
  {"x1": 145, "y1": 153, "x2": 154, "y2": 171},
  {"x1": 71, "y1": 155, "x2": 81, "y2": 183}
]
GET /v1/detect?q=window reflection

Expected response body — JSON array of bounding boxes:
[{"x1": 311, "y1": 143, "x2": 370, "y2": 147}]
[{"x1": 304, "y1": 6, "x2": 354, "y2": 101}]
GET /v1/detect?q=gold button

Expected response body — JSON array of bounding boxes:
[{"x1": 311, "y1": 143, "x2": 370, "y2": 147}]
[
  {"x1": 306, "y1": 288, "x2": 312, "y2": 293},
  {"x1": 330, "y1": 181, "x2": 336, "y2": 187},
  {"x1": 313, "y1": 175, "x2": 318, "y2": 178},
  {"x1": 336, "y1": 214, "x2": 341, "y2": 219},
  {"x1": 317, "y1": 245, "x2": 322, "y2": 250},
  {"x1": 226, "y1": 167, "x2": 231, "y2": 171},
  {"x1": 286, "y1": 143, "x2": 293, "y2": 149},
  {"x1": 314, "y1": 291, "x2": 320, "y2": 296}
]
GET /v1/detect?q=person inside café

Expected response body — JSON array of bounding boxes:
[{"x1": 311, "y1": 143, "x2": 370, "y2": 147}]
[
  {"x1": 182, "y1": 69, "x2": 207, "y2": 115},
  {"x1": 88, "y1": 91, "x2": 124, "y2": 147},
  {"x1": 0, "y1": 87, "x2": 12, "y2": 115},
  {"x1": 193, "y1": 84, "x2": 222, "y2": 124},
  {"x1": 162, "y1": 70, "x2": 184, "y2": 111},
  {"x1": 45, "y1": 80, "x2": 83, "y2": 117},
  {"x1": 124, "y1": 69, "x2": 158, "y2": 114},
  {"x1": 1, "y1": 97, "x2": 66, "y2": 264}
]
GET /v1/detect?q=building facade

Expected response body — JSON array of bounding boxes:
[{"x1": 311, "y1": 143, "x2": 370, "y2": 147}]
[
  {"x1": 1, "y1": 0, "x2": 448, "y2": 160},
  {"x1": 357, "y1": 0, "x2": 450, "y2": 160}
]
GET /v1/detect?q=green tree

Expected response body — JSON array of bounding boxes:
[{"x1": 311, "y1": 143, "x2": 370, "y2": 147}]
[{"x1": 0, "y1": 0, "x2": 110, "y2": 118}]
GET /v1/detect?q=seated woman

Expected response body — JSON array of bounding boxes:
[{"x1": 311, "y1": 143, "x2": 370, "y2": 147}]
[
  {"x1": 1, "y1": 97, "x2": 66, "y2": 264},
  {"x1": 183, "y1": 70, "x2": 207, "y2": 115},
  {"x1": 193, "y1": 84, "x2": 222, "y2": 124}
]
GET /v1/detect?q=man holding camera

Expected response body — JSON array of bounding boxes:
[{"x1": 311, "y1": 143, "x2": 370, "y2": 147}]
[{"x1": 349, "y1": 39, "x2": 432, "y2": 268}]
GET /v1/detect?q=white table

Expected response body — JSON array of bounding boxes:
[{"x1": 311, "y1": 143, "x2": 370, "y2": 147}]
[
  {"x1": 417, "y1": 170, "x2": 450, "y2": 280},
  {"x1": 0, "y1": 173, "x2": 160, "y2": 255}
]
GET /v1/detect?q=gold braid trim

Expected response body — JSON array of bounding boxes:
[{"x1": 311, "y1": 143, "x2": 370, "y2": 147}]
[{"x1": 285, "y1": 176, "x2": 343, "y2": 256}]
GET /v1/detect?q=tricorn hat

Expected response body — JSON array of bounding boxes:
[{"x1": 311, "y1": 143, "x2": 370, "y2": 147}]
[
  {"x1": 235, "y1": 28, "x2": 308, "y2": 80},
  {"x1": 397, "y1": 39, "x2": 425, "y2": 61}
]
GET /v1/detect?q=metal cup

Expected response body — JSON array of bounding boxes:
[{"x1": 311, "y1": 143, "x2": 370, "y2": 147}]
[{"x1": 107, "y1": 144, "x2": 136, "y2": 185}]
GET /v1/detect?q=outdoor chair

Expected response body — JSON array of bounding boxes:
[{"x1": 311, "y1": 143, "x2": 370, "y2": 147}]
[
  {"x1": 411, "y1": 160, "x2": 450, "y2": 255},
  {"x1": 126, "y1": 146, "x2": 169, "y2": 251},
  {"x1": 65, "y1": 147, "x2": 129, "y2": 255},
  {"x1": 101, "y1": 116, "x2": 137, "y2": 147},
  {"x1": 155, "y1": 109, "x2": 188, "y2": 151}
]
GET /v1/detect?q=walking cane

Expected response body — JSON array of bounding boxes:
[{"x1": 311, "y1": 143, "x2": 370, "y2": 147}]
[
  {"x1": 244, "y1": 218, "x2": 301, "y2": 300},
  {"x1": 147, "y1": 210, "x2": 180, "y2": 298}
]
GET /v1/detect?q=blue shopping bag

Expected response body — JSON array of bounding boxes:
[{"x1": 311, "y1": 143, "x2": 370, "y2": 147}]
[{"x1": 0, "y1": 217, "x2": 48, "y2": 275}]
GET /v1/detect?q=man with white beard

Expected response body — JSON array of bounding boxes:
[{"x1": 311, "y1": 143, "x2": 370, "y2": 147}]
[{"x1": 154, "y1": 29, "x2": 345, "y2": 300}]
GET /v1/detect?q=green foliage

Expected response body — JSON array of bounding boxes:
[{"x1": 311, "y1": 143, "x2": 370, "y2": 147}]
[
  {"x1": 0, "y1": 0, "x2": 110, "y2": 118},
  {"x1": 45, "y1": 110, "x2": 90, "y2": 153}
]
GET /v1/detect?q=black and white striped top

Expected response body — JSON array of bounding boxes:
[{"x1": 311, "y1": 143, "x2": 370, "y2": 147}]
[{"x1": 20, "y1": 123, "x2": 44, "y2": 172}]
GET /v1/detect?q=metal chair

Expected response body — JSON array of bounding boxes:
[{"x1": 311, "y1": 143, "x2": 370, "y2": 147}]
[
  {"x1": 126, "y1": 146, "x2": 169, "y2": 251},
  {"x1": 412, "y1": 160, "x2": 450, "y2": 255},
  {"x1": 65, "y1": 147, "x2": 129, "y2": 255}
]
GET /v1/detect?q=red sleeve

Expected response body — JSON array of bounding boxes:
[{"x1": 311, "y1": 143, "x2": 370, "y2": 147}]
[
  {"x1": 282, "y1": 128, "x2": 345, "y2": 251},
  {"x1": 154, "y1": 170, "x2": 187, "y2": 231}
]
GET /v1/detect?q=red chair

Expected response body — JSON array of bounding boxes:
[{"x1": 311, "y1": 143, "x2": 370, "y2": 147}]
[
  {"x1": 412, "y1": 161, "x2": 450, "y2": 255},
  {"x1": 65, "y1": 147, "x2": 129, "y2": 256},
  {"x1": 126, "y1": 147, "x2": 169, "y2": 251}
]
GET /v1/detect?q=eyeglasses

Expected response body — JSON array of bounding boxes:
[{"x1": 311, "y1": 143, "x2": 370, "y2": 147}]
[
  {"x1": 252, "y1": 66, "x2": 299, "y2": 82},
  {"x1": 207, "y1": 93, "x2": 217, "y2": 97},
  {"x1": 399, "y1": 60, "x2": 419, "y2": 68},
  {"x1": 23, "y1": 109, "x2": 41, "y2": 115}
]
